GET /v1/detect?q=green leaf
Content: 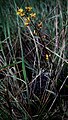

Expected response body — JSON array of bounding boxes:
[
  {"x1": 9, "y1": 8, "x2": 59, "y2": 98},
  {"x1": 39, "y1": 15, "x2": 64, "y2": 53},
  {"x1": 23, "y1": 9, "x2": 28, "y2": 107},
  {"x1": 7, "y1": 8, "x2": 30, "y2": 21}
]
[{"x1": 22, "y1": 54, "x2": 27, "y2": 81}]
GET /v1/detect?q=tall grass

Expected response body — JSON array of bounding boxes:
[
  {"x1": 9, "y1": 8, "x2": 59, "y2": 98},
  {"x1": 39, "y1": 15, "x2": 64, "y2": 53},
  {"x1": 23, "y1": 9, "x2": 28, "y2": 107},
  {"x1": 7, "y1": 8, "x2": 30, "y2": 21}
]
[{"x1": 0, "y1": 0, "x2": 68, "y2": 120}]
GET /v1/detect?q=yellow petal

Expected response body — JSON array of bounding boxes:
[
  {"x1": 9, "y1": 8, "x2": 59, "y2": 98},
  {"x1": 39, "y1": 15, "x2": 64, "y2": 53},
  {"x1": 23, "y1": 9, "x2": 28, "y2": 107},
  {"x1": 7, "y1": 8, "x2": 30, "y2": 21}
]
[
  {"x1": 18, "y1": 8, "x2": 23, "y2": 13},
  {"x1": 45, "y1": 54, "x2": 49, "y2": 60},
  {"x1": 20, "y1": 13, "x2": 25, "y2": 17},
  {"x1": 17, "y1": 11, "x2": 20, "y2": 15}
]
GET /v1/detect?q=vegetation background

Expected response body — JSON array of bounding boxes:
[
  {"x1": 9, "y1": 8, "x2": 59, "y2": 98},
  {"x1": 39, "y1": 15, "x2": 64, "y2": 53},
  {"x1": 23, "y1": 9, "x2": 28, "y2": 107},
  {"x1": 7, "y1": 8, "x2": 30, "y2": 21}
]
[{"x1": 0, "y1": 0, "x2": 68, "y2": 120}]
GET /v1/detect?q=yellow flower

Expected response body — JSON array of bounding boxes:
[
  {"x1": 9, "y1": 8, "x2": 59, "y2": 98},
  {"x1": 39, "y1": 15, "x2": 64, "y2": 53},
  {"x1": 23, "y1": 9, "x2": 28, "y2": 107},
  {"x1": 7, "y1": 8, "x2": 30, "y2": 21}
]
[
  {"x1": 26, "y1": 17, "x2": 30, "y2": 22},
  {"x1": 30, "y1": 13, "x2": 36, "y2": 18},
  {"x1": 37, "y1": 22, "x2": 43, "y2": 28},
  {"x1": 24, "y1": 17, "x2": 30, "y2": 23},
  {"x1": 24, "y1": 17, "x2": 30, "y2": 26},
  {"x1": 24, "y1": 22, "x2": 29, "y2": 26},
  {"x1": 45, "y1": 54, "x2": 49, "y2": 60},
  {"x1": 17, "y1": 8, "x2": 25, "y2": 17},
  {"x1": 17, "y1": 8, "x2": 23, "y2": 15},
  {"x1": 25, "y1": 6, "x2": 32, "y2": 12}
]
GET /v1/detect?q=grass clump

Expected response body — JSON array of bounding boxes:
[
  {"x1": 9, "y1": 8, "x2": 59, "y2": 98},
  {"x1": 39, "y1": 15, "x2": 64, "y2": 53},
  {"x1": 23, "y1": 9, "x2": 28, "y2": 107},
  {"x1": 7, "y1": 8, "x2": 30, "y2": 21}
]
[{"x1": 0, "y1": 0, "x2": 68, "y2": 120}]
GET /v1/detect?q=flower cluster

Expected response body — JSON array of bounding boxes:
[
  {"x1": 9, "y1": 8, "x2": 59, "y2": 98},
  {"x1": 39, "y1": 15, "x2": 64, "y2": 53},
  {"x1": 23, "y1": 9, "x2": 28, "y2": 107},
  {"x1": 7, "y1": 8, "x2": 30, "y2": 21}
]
[
  {"x1": 17, "y1": 6, "x2": 48, "y2": 63},
  {"x1": 17, "y1": 6, "x2": 36, "y2": 26}
]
